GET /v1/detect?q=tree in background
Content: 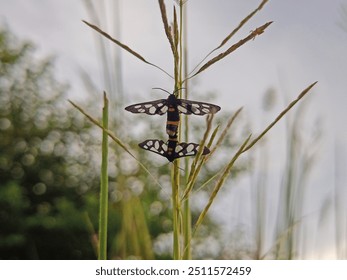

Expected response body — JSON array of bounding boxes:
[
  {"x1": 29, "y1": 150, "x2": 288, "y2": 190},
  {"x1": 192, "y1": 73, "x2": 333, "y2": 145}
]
[{"x1": 0, "y1": 27, "x2": 103, "y2": 259}]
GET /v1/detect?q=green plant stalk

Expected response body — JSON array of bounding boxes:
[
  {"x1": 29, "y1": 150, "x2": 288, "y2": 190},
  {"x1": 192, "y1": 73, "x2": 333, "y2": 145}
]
[
  {"x1": 181, "y1": 1, "x2": 192, "y2": 260},
  {"x1": 171, "y1": 99, "x2": 181, "y2": 262},
  {"x1": 182, "y1": 115, "x2": 214, "y2": 201},
  {"x1": 193, "y1": 134, "x2": 251, "y2": 234},
  {"x1": 172, "y1": 160, "x2": 181, "y2": 260},
  {"x1": 99, "y1": 92, "x2": 109, "y2": 260},
  {"x1": 182, "y1": 192, "x2": 191, "y2": 259},
  {"x1": 170, "y1": 1, "x2": 185, "y2": 260},
  {"x1": 182, "y1": 116, "x2": 213, "y2": 258},
  {"x1": 182, "y1": 96, "x2": 191, "y2": 259}
]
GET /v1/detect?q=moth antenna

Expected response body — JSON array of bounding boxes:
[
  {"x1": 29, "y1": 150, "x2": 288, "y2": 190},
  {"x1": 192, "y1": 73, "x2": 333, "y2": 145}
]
[
  {"x1": 152, "y1": 87, "x2": 171, "y2": 95},
  {"x1": 152, "y1": 87, "x2": 186, "y2": 96},
  {"x1": 177, "y1": 165, "x2": 185, "y2": 172},
  {"x1": 172, "y1": 87, "x2": 186, "y2": 96},
  {"x1": 170, "y1": 162, "x2": 185, "y2": 172}
]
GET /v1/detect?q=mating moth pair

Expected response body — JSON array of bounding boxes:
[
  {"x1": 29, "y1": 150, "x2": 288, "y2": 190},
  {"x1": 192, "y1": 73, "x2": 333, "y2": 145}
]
[{"x1": 125, "y1": 89, "x2": 221, "y2": 162}]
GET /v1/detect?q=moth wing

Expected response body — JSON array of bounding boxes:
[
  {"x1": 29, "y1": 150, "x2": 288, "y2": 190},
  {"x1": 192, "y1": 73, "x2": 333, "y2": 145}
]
[
  {"x1": 174, "y1": 142, "x2": 210, "y2": 158},
  {"x1": 177, "y1": 99, "x2": 221, "y2": 115},
  {"x1": 138, "y1": 139, "x2": 168, "y2": 157},
  {"x1": 125, "y1": 99, "x2": 168, "y2": 115}
]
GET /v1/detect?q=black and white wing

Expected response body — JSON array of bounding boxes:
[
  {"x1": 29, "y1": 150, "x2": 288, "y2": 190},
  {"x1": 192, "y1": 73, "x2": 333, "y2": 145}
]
[
  {"x1": 176, "y1": 99, "x2": 221, "y2": 115},
  {"x1": 174, "y1": 142, "x2": 210, "y2": 159},
  {"x1": 125, "y1": 99, "x2": 168, "y2": 115},
  {"x1": 138, "y1": 139, "x2": 168, "y2": 156},
  {"x1": 139, "y1": 139, "x2": 210, "y2": 162}
]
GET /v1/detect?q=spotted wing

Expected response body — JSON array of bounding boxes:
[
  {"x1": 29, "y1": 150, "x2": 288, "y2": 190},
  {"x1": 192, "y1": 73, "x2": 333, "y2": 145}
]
[
  {"x1": 177, "y1": 99, "x2": 221, "y2": 115},
  {"x1": 138, "y1": 139, "x2": 168, "y2": 157},
  {"x1": 139, "y1": 140, "x2": 210, "y2": 161},
  {"x1": 174, "y1": 142, "x2": 210, "y2": 159},
  {"x1": 125, "y1": 99, "x2": 168, "y2": 115}
]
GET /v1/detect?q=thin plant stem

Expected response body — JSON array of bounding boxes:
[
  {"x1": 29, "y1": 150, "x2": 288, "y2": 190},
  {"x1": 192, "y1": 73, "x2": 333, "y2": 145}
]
[
  {"x1": 187, "y1": 0, "x2": 269, "y2": 77},
  {"x1": 207, "y1": 107, "x2": 243, "y2": 158},
  {"x1": 158, "y1": 0, "x2": 181, "y2": 198},
  {"x1": 181, "y1": 1, "x2": 191, "y2": 260},
  {"x1": 98, "y1": 92, "x2": 109, "y2": 260},
  {"x1": 182, "y1": 114, "x2": 214, "y2": 201},
  {"x1": 83, "y1": 20, "x2": 173, "y2": 79},
  {"x1": 182, "y1": 194, "x2": 191, "y2": 259},
  {"x1": 242, "y1": 82, "x2": 317, "y2": 153},
  {"x1": 83, "y1": 0, "x2": 112, "y2": 97},
  {"x1": 185, "y1": 21, "x2": 273, "y2": 81},
  {"x1": 68, "y1": 99, "x2": 163, "y2": 190},
  {"x1": 170, "y1": 1, "x2": 184, "y2": 260},
  {"x1": 193, "y1": 134, "x2": 252, "y2": 235},
  {"x1": 172, "y1": 160, "x2": 181, "y2": 259}
]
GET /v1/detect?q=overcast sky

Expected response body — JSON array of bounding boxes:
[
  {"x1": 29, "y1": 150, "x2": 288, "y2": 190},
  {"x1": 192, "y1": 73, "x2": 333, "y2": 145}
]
[
  {"x1": 1, "y1": 0, "x2": 346, "y2": 259},
  {"x1": 1, "y1": 0, "x2": 346, "y2": 139}
]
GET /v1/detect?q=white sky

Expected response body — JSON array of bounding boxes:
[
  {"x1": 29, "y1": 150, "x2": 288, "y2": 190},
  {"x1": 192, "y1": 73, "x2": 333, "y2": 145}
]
[{"x1": 1, "y1": 0, "x2": 346, "y2": 259}]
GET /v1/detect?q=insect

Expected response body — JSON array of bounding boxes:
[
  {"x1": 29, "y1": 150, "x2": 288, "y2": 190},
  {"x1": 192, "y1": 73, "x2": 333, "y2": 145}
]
[
  {"x1": 138, "y1": 136, "x2": 210, "y2": 162},
  {"x1": 125, "y1": 89, "x2": 221, "y2": 137}
]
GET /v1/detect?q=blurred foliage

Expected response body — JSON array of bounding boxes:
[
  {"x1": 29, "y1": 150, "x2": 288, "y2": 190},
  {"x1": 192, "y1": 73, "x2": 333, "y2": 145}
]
[{"x1": 0, "y1": 27, "x2": 101, "y2": 259}]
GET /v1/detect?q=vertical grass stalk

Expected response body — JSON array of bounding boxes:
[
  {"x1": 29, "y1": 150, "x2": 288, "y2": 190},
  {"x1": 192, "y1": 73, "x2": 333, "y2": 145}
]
[
  {"x1": 169, "y1": 0, "x2": 184, "y2": 260},
  {"x1": 98, "y1": 92, "x2": 109, "y2": 260},
  {"x1": 180, "y1": 1, "x2": 192, "y2": 260},
  {"x1": 172, "y1": 160, "x2": 181, "y2": 259}
]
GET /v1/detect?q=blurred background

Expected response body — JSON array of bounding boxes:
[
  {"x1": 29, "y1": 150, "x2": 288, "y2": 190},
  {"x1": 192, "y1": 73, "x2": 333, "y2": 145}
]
[{"x1": 0, "y1": 0, "x2": 346, "y2": 259}]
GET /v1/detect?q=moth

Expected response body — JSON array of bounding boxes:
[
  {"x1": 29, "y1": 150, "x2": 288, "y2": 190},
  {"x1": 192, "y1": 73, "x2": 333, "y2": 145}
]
[
  {"x1": 125, "y1": 90, "x2": 221, "y2": 137},
  {"x1": 138, "y1": 136, "x2": 210, "y2": 162}
]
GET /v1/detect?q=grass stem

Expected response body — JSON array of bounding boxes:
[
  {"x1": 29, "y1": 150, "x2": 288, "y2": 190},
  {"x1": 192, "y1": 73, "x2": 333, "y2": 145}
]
[
  {"x1": 172, "y1": 160, "x2": 181, "y2": 259},
  {"x1": 242, "y1": 82, "x2": 317, "y2": 153},
  {"x1": 98, "y1": 92, "x2": 109, "y2": 260}
]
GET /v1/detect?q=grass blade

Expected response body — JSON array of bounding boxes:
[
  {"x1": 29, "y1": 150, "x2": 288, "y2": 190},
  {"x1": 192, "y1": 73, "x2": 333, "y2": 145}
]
[
  {"x1": 68, "y1": 98, "x2": 163, "y2": 190},
  {"x1": 99, "y1": 92, "x2": 109, "y2": 260},
  {"x1": 158, "y1": 0, "x2": 176, "y2": 57},
  {"x1": 218, "y1": 0, "x2": 269, "y2": 49},
  {"x1": 172, "y1": 159, "x2": 181, "y2": 260},
  {"x1": 188, "y1": 0, "x2": 269, "y2": 76},
  {"x1": 208, "y1": 107, "x2": 243, "y2": 159},
  {"x1": 193, "y1": 134, "x2": 252, "y2": 234},
  {"x1": 187, "y1": 21, "x2": 273, "y2": 80},
  {"x1": 83, "y1": 20, "x2": 173, "y2": 79},
  {"x1": 242, "y1": 81, "x2": 318, "y2": 153},
  {"x1": 181, "y1": 114, "x2": 214, "y2": 201}
]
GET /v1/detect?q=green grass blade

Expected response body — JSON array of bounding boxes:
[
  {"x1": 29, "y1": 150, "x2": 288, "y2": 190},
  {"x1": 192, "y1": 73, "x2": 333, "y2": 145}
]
[
  {"x1": 193, "y1": 134, "x2": 252, "y2": 234},
  {"x1": 207, "y1": 107, "x2": 243, "y2": 159},
  {"x1": 181, "y1": 115, "x2": 214, "y2": 201},
  {"x1": 98, "y1": 92, "x2": 109, "y2": 260},
  {"x1": 171, "y1": 160, "x2": 181, "y2": 260}
]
